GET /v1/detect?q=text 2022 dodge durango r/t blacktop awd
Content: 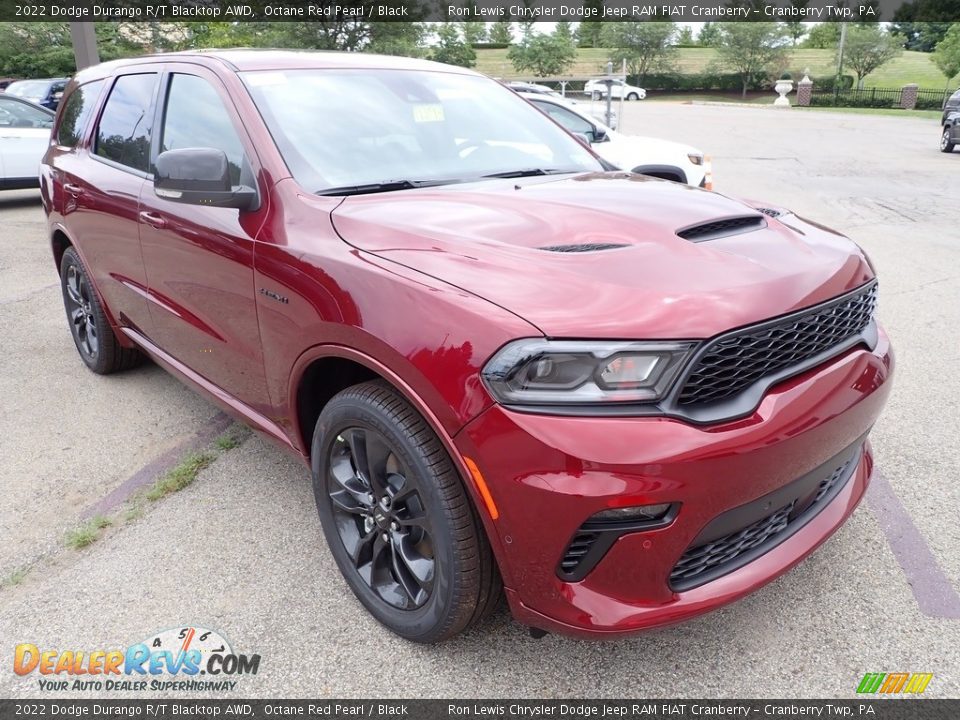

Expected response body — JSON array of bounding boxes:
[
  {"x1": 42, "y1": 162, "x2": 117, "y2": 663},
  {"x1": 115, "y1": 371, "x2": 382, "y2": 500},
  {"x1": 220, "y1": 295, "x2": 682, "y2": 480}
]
[{"x1": 41, "y1": 51, "x2": 893, "y2": 643}]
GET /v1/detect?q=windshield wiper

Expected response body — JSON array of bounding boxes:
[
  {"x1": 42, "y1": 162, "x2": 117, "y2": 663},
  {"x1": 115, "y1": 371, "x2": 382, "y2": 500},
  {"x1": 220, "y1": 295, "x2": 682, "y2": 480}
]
[
  {"x1": 317, "y1": 179, "x2": 459, "y2": 196},
  {"x1": 481, "y1": 168, "x2": 579, "y2": 179}
]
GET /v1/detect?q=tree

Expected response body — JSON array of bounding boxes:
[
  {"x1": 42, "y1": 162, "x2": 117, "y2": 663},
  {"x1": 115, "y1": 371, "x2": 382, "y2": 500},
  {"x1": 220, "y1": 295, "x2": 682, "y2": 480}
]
[
  {"x1": 676, "y1": 27, "x2": 695, "y2": 47},
  {"x1": 601, "y1": 21, "x2": 677, "y2": 82},
  {"x1": 803, "y1": 22, "x2": 841, "y2": 49},
  {"x1": 578, "y1": 0, "x2": 605, "y2": 48},
  {"x1": 891, "y1": 0, "x2": 954, "y2": 52},
  {"x1": 431, "y1": 23, "x2": 476, "y2": 68},
  {"x1": 489, "y1": 19, "x2": 513, "y2": 45},
  {"x1": 842, "y1": 26, "x2": 903, "y2": 89},
  {"x1": 697, "y1": 22, "x2": 722, "y2": 48},
  {"x1": 458, "y1": 1, "x2": 487, "y2": 45},
  {"x1": 508, "y1": 31, "x2": 576, "y2": 77},
  {"x1": 932, "y1": 24, "x2": 960, "y2": 89},
  {"x1": 554, "y1": 21, "x2": 575, "y2": 44},
  {"x1": 715, "y1": 22, "x2": 790, "y2": 98},
  {"x1": 784, "y1": 0, "x2": 809, "y2": 46}
]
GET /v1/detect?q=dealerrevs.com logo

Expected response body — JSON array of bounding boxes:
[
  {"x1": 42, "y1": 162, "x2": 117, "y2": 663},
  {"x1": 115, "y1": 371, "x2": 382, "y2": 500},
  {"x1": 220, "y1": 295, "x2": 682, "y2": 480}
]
[{"x1": 14, "y1": 626, "x2": 260, "y2": 692}]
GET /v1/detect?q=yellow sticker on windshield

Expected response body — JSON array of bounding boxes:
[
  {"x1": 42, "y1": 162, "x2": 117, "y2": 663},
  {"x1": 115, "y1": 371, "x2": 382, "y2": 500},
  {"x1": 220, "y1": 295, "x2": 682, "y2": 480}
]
[{"x1": 413, "y1": 104, "x2": 445, "y2": 123}]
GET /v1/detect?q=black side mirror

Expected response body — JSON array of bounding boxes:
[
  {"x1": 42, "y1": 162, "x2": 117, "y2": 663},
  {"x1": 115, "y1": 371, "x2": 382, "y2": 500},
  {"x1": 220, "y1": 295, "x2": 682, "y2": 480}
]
[
  {"x1": 593, "y1": 128, "x2": 608, "y2": 143},
  {"x1": 154, "y1": 148, "x2": 256, "y2": 210}
]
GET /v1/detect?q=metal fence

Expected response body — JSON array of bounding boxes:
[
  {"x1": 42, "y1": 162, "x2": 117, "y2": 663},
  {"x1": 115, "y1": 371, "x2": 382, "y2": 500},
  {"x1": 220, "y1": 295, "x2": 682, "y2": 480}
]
[{"x1": 810, "y1": 86, "x2": 952, "y2": 110}]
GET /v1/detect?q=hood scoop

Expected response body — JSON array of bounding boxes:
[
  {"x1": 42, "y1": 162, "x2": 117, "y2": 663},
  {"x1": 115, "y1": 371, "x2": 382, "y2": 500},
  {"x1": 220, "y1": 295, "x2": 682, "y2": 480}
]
[
  {"x1": 677, "y1": 215, "x2": 767, "y2": 243},
  {"x1": 539, "y1": 242, "x2": 629, "y2": 253}
]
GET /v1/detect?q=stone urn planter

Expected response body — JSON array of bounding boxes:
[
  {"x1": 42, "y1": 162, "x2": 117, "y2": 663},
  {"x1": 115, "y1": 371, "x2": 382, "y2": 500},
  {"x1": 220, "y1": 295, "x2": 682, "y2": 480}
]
[{"x1": 774, "y1": 78, "x2": 794, "y2": 107}]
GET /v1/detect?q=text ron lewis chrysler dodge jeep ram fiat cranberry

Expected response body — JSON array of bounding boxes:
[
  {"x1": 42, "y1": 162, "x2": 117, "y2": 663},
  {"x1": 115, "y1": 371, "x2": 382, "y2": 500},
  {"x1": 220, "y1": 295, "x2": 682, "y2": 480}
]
[{"x1": 41, "y1": 51, "x2": 893, "y2": 643}]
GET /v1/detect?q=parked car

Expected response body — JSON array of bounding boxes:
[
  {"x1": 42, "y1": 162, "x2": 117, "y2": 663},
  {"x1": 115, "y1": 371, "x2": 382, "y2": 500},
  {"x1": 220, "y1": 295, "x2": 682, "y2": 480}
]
[
  {"x1": 940, "y1": 88, "x2": 960, "y2": 153},
  {"x1": 511, "y1": 83, "x2": 619, "y2": 130},
  {"x1": 0, "y1": 78, "x2": 21, "y2": 91},
  {"x1": 42, "y1": 51, "x2": 893, "y2": 643},
  {"x1": 584, "y1": 78, "x2": 646, "y2": 101},
  {"x1": 0, "y1": 94, "x2": 54, "y2": 190},
  {"x1": 525, "y1": 94, "x2": 709, "y2": 187},
  {"x1": 5, "y1": 78, "x2": 69, "y2": 110}
]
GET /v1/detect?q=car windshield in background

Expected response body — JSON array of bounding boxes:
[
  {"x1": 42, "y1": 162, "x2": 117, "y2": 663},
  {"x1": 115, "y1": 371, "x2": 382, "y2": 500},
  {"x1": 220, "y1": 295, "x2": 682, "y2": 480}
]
[
  {"x1": 5, "y1": 80, "x2": 50, "y2": 101},
  {"x1": 0, "y1": 98, "x2": 53, "y2": 128},
  {"x1": 241, "y1": 69, "x2": 602, "y2": 194}
]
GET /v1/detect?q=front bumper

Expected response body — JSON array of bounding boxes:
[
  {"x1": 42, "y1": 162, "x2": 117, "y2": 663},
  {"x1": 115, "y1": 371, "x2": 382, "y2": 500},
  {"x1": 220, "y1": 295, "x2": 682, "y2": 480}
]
[{"x1": 455, "y1": 330, "x2": 893, "y2": 637}]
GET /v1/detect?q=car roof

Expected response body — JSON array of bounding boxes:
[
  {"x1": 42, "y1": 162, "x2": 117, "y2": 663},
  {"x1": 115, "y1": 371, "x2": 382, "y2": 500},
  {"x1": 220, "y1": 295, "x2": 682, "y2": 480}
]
[{"x1": 73, "y1": 49, "x2": 479, "y2": 84}]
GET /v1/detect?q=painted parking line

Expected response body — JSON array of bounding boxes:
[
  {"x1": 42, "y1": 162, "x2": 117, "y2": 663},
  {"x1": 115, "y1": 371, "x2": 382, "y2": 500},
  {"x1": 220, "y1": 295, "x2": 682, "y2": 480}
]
[
  {"x1": 80, "y1": 412, "x2": 234, "y2": 520},
  {"x1": 867, "y1": 471, "x2": 960, "y2": 619}
]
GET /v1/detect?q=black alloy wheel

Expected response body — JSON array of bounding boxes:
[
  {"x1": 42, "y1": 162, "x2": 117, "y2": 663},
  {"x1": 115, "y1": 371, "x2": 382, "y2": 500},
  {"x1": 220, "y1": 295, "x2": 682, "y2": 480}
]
[
  {"x1": 327, "y1": 426, "x2": 436, "y2": 609},
  {"x1": 59, "y1": 247, "x2": 142, "y2": 374},
  {"x1": 312, "y1": 381, "x2": 501, "y2": 643}
]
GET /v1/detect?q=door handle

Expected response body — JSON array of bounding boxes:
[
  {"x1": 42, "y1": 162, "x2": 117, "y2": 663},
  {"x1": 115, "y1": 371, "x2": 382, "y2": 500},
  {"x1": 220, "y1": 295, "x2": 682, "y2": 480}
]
[
  {"x1": 138, "y1": 211, "x2": 167, "y2": 229},
  {"x1": 64, "y1": 183, "x2": 84, "y2": 196}
]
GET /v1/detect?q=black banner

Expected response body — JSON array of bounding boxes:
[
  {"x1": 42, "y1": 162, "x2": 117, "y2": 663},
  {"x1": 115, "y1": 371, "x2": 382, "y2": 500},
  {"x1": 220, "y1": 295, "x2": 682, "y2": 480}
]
[
  {"x1": 2, "y1": 0, "x2": 960, "y2": 23},
  {"x1": 0, "y1": 700, "x2": 957, "y2": 720}
]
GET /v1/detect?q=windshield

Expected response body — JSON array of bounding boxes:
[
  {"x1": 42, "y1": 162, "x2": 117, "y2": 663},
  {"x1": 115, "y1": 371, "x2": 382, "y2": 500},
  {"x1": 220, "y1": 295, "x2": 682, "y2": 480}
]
[
  {"x1": 6, "y1": 80, "x2": 50, "y2": 100},
  {"x1": 241, "y1": 69, "x2": 602, "y2": 194},
  {"x1": 0, "y1": 97, "x2": 53, "y2": 128}
]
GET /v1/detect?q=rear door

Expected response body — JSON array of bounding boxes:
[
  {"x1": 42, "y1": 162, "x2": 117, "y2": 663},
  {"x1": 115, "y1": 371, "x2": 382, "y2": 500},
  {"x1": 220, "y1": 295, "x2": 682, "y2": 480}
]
[
  {"x1": 138, "y1": 65, "x2": 270, "y2": 409},
  {"x1": 61, "y1": 73, "x2": 159, "y2": 337}
]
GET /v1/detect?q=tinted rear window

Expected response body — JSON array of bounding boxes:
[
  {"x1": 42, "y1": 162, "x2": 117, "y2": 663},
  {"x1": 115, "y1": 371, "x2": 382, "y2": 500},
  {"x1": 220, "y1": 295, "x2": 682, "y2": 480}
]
[
  {"x1": 95, "y1": 73, "x2": 159, "y2": 172},
  {"x1": 57, "y1": 80, "x2": 105, "y2": 147}
]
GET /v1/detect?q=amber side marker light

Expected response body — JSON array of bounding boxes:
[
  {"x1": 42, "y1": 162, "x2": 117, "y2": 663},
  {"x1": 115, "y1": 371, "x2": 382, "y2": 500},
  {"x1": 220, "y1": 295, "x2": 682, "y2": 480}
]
[{"x1": 464, "y1": 456, "x2": 499, "y2": 520}]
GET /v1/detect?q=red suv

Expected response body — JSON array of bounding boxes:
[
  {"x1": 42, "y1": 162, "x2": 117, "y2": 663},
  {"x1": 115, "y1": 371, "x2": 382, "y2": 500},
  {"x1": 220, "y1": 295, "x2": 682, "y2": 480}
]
[{"x1": 41, "y1": 51, "x2": 893, "y2": 643}]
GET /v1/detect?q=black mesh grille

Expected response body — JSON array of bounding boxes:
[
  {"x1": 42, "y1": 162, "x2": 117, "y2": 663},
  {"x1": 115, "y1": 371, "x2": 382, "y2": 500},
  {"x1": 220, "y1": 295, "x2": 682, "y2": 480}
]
[
  {"x1": 539, "y1": 243, "x2": 628, "y2": 253},
  {"x1": 559, "y1": 532, "x2": 599, "y2": 574},
  {"x1": 677, "y1": 216, "x2": 765, "y2": 242},
  {"x1": 678, "y1": 282, "x2": 877, "y2": 406},
  {"x1": 669, "y1": 462, "x2": 851, "y2": 589},
  {"x1": 755, "y1": 207, "x2": 782, "y2": 218}
]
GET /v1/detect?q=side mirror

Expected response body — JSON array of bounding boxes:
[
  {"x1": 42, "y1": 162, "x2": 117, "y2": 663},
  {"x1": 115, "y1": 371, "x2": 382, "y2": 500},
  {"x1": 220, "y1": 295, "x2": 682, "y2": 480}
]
[
  {"x1": 154, "y1": 148, "x2": 256, "y2": 210},
  {"x1": 593, "y1": 129, "x2": 608, "y2": 143}
]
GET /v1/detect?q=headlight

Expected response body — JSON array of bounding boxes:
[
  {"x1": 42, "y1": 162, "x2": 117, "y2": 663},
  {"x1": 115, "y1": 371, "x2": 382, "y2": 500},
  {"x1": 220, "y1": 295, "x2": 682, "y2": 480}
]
[
  {"x1": 687, "y1": 153, "x2": 704, "y2": 166},
  {"x1": 481, "y1": 339, "x2": 695, "y2": 406}
]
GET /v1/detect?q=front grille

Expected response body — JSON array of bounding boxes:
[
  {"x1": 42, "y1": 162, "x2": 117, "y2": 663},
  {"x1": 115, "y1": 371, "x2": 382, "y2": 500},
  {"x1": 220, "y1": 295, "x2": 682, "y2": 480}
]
[
  {"x1": 669, "y1": 461, "x2": 852, "y2": 591},
  {"x1": 677, "y1": 215, "x2": 766, "y2": 242},
  {"x1": 678, "y1": 282, "x2": 877, "y2": 406}
]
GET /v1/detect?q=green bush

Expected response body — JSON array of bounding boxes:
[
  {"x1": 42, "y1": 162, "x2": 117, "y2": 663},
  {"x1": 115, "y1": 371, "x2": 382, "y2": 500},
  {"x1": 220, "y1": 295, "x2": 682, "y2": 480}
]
[
  {"x1": 809, "y1": 93, "x2": 898, "y2": 109},
  {"x1": 627, "y1": 71, "x2": 768, "y2": 92}
]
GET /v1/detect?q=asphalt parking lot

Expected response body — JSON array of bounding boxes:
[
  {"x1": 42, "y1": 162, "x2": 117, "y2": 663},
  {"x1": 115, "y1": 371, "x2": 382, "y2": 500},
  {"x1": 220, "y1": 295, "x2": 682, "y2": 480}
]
[{"x1": 1, "y1": 102, "x2": 958, "y2": 699}]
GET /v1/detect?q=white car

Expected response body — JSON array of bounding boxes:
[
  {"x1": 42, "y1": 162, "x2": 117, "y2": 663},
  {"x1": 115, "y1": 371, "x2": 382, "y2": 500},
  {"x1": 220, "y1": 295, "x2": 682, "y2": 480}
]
[
  {"x1": 584, "y1": 78, "x2": 647, "y2": 101},
  {"x1": 511, "y1": 85, "x2": 619, "y2": 130},
  {"x1": 0, "y1": 94, "x2": 53, "y2": 190},
  {"x1": 525, "y1": 94, "x2": 710, "y2": 188}
]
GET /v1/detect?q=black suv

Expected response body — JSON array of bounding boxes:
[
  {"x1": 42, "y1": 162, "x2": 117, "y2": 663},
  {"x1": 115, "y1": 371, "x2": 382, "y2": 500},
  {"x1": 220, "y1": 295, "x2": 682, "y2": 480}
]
[{"x1": 941, "y1": 88, "x2": 960, "y2": 153}]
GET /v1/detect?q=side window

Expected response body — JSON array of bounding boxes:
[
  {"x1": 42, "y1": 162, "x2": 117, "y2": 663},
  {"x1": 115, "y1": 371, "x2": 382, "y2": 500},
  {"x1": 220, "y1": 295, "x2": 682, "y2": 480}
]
[
  {"x1": 160, "y1": 73, "x2": 249, "y2": 185},
  {"x1": 57, "y1": 80, "x2": 105, "y2": 147},
  {"x1": 95, "y1": 73, "x2": 159, "y2": 173},
  {"x1": 533, "y1": 101, "x2": 595, "y2": 138}
]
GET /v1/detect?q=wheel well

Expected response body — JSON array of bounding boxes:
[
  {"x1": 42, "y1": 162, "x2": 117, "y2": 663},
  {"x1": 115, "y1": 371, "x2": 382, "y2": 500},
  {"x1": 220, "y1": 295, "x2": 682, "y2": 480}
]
[
  {"x1": 296, "y1": 357, "x2": 379, "y2": 456},
  {"x1": 52, "y1": 230, "x2": 72, "y2": 272}
]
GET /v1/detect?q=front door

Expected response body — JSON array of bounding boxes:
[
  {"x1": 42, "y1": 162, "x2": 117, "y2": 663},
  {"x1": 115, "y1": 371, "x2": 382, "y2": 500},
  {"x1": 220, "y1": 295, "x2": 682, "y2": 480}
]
[{"x1": 138, "y1": 66, "x2": 270, "y2": 412}]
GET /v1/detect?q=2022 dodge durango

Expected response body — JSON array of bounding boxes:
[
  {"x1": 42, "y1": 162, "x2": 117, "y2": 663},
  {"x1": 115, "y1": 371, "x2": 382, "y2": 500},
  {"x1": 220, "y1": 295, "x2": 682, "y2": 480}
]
[{"x1": 41, "y1": 51, "x2": 893, "y2": 643}]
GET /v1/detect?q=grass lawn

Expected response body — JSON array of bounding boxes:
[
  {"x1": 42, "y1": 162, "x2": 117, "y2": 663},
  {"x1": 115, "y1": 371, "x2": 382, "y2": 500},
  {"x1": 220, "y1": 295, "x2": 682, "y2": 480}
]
[{"x1": 475, "y1": 47, "x2": 960, "y2": 91}]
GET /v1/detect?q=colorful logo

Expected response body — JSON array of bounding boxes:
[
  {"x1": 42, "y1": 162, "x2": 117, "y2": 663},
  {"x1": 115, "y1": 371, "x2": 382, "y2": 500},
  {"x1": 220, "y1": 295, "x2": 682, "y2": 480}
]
[
  {"x1": 13, "y1": 626, "x2": 260, "y2": 692},
  {"x1": 856, "y1": 672, "x2": 933, "y2": 694}
]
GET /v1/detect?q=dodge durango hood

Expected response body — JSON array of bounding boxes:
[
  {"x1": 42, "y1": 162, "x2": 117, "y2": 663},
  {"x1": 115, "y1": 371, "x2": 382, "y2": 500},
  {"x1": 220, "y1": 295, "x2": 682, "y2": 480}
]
[{"x1": 328, "y1": 173, "x2": 874, "y2": 340}]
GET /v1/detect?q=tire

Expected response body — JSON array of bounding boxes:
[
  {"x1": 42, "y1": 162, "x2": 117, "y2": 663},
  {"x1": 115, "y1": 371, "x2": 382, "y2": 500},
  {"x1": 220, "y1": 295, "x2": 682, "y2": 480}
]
[
  {"x1": 60, "y1": 247, "x2": 142, "y2": 375},
  {"x1": 312, "y1": 381, "x2": 501, "y2": 643},
  {"x1": 941, "y1": 126, "x2": 956, "y2": 153},
  {"x1": 627, "y1": 92, "x2": 640, "y2": 101}
]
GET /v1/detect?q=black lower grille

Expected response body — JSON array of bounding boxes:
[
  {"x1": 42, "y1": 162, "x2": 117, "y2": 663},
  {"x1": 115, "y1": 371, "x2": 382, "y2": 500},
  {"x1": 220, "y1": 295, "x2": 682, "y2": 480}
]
[
  {"x1": 559, "y1": 532, "x2": 599, "y2": 574},
  {"x1": 677, "y1": 281, "x2": 877, "y2": 407},
  {"x1": 669, "y1": 459, "x2": 854, "y2": 591}
]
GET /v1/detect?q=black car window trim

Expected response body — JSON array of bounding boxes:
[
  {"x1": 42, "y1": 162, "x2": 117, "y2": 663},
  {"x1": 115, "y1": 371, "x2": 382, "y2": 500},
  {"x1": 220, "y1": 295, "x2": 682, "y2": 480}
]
[
  {"x1": 149, "y1": 66, "x2": 264, "y2": 209},
  {"x1": 55, "y1": 79, "x2": 107, "y2": 149},
  {"x1": 89, "y1": 71, "x2": 162, "y2": 181}
]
